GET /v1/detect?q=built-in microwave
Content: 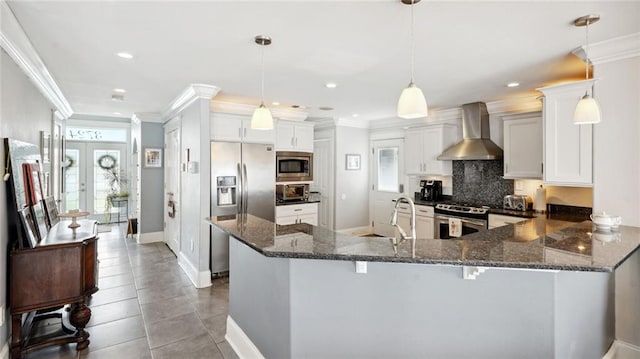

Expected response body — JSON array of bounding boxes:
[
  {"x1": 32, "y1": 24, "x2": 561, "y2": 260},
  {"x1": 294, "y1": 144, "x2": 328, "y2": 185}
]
[{"x1": 276, "y1": 151, "x2": 313, "y2": 182}]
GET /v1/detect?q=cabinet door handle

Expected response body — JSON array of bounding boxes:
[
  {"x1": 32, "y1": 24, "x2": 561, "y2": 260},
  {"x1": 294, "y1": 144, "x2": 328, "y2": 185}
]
[
  {"x1": 244, "y1": 128, "x2": 247, "y2": 137},
  {"x1": 505, "y1": 163, "x2": 508, "y2": 173},
  {"x1": 541, "y1": 163, "x2": 544, "y2": 174},
  {"x1": 239, "y1": 128, "x2": 242, "y2": 138},
  {"x1": 291, "y1": 137, "x2": 295, "y2": 146},
  {"x1": 295, "y1": 137, "x2": 298, "y2": 147},
  {"x1": 294, "y1": 209, "x2": 303, "y2": 212}
]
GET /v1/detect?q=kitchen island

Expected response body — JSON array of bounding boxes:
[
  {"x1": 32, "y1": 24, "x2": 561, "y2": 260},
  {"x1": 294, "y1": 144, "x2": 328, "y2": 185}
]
[{"x1": 208, "y1": 214, "x2": 640, "y2": 359}]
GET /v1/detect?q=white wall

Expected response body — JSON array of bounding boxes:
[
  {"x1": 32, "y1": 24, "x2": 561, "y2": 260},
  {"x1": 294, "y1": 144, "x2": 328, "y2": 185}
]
[
  {"x1": 178, "y1": 97, "x2": 212, "y2": 287},
  {"x1": 593, "y1": 55, "x2": 640, "y2": 227},
  {"x1": 0, "y1": 49, "x2": 54, "y2": 354},
  {"x1": 334, "y1": 126, "x2": 369, "y2": 230}
]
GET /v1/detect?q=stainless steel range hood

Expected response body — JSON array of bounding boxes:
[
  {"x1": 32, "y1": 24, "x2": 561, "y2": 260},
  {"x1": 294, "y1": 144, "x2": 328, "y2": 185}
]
[{"x1": 437, "y1": 102, "x2": 503, "y2": 160}]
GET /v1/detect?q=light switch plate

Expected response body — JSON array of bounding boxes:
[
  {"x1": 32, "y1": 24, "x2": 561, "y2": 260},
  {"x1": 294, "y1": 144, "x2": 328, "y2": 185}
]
[{"x1": 355, "y1": 261, "x2": 367, "y2": 274}]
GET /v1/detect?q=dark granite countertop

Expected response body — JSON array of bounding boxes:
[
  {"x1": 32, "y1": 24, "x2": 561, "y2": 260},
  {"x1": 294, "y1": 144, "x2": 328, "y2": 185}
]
[
  {"x1": 276, "y1": 199, "x2": 321, "y2": 206},
  {"x1": 207, "y1": 214, "x2": 640, "y2": 273}
]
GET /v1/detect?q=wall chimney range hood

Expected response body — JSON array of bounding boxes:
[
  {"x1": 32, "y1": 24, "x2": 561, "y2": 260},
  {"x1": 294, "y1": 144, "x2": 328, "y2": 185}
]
[{"x1": 437, "y1": 102, "x2": 503, "y2": 160}]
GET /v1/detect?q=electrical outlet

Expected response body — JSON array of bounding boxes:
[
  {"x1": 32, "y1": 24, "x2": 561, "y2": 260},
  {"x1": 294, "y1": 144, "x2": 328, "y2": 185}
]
[
  {"x1": 355, "y1": 261, "x2": 367, "y2": 274},
  {"x1": 515, "y1": 181, "x2": 524, "y2": 191}
]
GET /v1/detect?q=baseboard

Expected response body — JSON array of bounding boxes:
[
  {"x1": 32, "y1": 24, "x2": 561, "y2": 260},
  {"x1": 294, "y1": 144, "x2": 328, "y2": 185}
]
[
  {"x1": 603, "y1": 339, "x2": 640, "y2": 359},
  {"x1": 177, "y1": 253, "x2": 212, "y2": 288},
  {"x1": 0, "y1": 339, "x2": 9, "y2": 359},
  {"x1": 336, "y1": 226, "x2": 371, "y2": 236},
  {"x1": 137, "y1": 231, "x2": 163, "y2": 244},
  {"x1": 225, "y1": 316, "x2": 265, "y2": 359}
]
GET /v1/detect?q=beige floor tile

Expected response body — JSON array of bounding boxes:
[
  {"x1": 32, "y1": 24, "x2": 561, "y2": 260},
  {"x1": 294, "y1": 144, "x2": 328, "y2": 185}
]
[
  {"x1": 88, "y1": 284, "x2": 137, "y2": 307},
  {"x1": 97, "y1": 272, "x2": 135, "y2": 290},
  {"x1": 86, "y1": 316, "x2": 146, "y2": 351},
  {"x1": 87, "y1": 298, "x2": 141, "y2": 327},
  {"x1": 201, "y1": 313, "x2": 227, "y2": 343},
  {"x1": 217, "y1": 340, "x2": 240, "y2": 359},
  {"x1": 140, "y1": 295, "x2": 195, "y2": 324},
  {"x1": 81, "y1": 338, "x2": 151, "y2": 359},
  {"x1": 145, "y1": 312, "x2": 207, "y2": 349},
  {"x1": 151, "y1": 332, "x2": 223, "y2": 359}
]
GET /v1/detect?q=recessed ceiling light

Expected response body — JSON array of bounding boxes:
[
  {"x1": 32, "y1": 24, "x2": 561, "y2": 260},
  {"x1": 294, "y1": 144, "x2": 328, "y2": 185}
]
[
  {"x1": 352, "y1": 113, "x2": 359, "y2": 118},
  {"x1": 319, "y1": 106, "x2": 334, "y2": 111},
  {"x1": 271, "y1": 101, "x2": 280, "y2": 106},
  {"x1": 113, "y1": 88, "x2": 126, "y2": 93},
  {"x1": 111, "y1": 94, "x2": 124, "y2": 102},
  {"x1": 325, "y1": 83, "x2": 337, "y2": 88},
  {"x1": 113, "y1": 112, "x2": 122, "y2": 115},
  {"x1": 117, "y1": 52, "x2": 134, "y2": 59},
  {"x1": 507, "y1": 82, "x2": 520, "y2": 88}
]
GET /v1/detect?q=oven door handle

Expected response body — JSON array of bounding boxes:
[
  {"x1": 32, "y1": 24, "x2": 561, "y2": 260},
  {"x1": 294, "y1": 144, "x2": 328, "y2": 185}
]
[{"x1": 436, "y1": 216, "x2": 486, "y2": 228}]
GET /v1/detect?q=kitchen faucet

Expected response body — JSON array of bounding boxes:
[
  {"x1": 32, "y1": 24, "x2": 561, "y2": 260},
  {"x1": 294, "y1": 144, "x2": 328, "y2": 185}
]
[{"x1": 390, "y1": 195, "x2": 417, "y2": 256}]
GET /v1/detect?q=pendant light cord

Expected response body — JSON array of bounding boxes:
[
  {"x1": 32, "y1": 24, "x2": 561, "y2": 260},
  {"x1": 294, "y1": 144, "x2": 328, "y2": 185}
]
[
  {"x1": 260, "y1": 40, "x2": 265, "y2": 106},
  {"x1": 585, "y1": 19, "x2": 590, "y2": 80},
  {"x1": 410, "y1": 0, "x2": 415, "y2": 84}
]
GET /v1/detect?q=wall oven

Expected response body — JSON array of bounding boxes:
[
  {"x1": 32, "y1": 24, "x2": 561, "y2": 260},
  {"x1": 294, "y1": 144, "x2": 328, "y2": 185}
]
[
  {"x1": 276, "y1": 151, "x2": 313, "y2": 182},
  {"x1": 434, "y1": 204, "x2": 488, "y2": 239}
]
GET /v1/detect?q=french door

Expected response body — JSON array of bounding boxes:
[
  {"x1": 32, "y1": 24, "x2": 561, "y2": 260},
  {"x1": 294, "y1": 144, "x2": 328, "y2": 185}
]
[
  {"x1": 370, "y1": 139, "x2": 404, "y2": 237},
  {"x1": 64, "y1": 142, "x2": 127, "y2": 217}
]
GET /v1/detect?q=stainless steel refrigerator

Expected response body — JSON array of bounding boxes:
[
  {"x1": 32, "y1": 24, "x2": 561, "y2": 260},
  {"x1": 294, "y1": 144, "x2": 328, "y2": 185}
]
[{"x1": 210, "y1": 141, "x2": 275, "y2": 275}]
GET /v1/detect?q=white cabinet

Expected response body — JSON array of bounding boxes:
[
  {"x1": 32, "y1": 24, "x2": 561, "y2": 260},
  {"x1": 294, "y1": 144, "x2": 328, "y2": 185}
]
[
  {"x1": 538, "y1": 80, "x2": 594, "y2": 186},
  {"x1": 503, "y1": 113, "x2": 543, "y2": 179},
  {"x1": 488, "y1": 214, "x2": 526, "y2": 229},
  {"x1": 211, "y1": 113, "x2": 274, "y2": 144},
  {"x1": 276, "y1": 203, "x2": 318, "y2": 226},
  {"x1": 276, "y1": 120, "x2": 314, "y2": 152},
  {"x1": 395, "y1": 204, "x2": 434, "y2": 239},
  {"x1": 404, "y1": 124, "x2": 458, "y2": 176}
]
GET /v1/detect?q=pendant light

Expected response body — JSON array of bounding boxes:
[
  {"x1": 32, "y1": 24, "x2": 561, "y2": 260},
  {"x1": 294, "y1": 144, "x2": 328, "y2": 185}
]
[
  {"x1": 251, "y1": 35, "x2": 274, "y2": 130},
  {"x1": 397, "y1": 0, "x2": 428, "y2": 119},
  {"x1": 573, "y1": 14, "x2": 601, "y2": 125}
]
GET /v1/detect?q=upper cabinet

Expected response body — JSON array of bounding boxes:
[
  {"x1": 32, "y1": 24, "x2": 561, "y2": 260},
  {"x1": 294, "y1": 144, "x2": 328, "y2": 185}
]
[
  {"x1": 276, "y1": 120, "x2": 314, "y2": 152},
  {"x1": 503, "y1": 112, "x2": 543, "y2": 179},
  {"x1": 405, "y1": 124, "x2": 458, "y2": 176},
  {"x1": 538, "y1": 80, "x2": 594, "y2": 186},
  {"x1": 211, "y1": 113, "x2": 275, "y2": 144}
]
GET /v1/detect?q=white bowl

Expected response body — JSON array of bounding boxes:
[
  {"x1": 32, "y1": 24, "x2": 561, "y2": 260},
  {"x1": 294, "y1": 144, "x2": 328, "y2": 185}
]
[{"x1": 590, "y1": 212, "x2": 622, "y2": 227}]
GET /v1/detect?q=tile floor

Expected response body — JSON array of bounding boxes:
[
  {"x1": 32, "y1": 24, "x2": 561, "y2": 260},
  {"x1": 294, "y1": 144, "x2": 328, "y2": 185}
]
[{"x1": 25, "y1": 224, "x2": 238, "y2": 359}]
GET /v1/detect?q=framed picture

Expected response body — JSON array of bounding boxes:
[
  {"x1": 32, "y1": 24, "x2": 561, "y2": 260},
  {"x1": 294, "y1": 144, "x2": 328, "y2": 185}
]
[
  {"x1": 345, "y1": 154, "x2": 361, "y2": 170},
  {"x1": 31, "y1": 201, "x2": 49, "y2": 241},
  {"x1": 144, "y1": 148, "x2": 163, "y2": 168},
  {"x1": 19, "y1": 207, "x2": 38, "y2": 248},
  {"x1": 44, "y1": 196, "x2": 60, "y2": 227},
  {"x1": 41, "y1": 131, "x2": 51, "y2": 163}
]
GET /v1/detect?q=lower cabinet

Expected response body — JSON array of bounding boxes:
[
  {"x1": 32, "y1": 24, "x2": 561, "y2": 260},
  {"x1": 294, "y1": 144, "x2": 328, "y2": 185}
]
[
  {"x1": 276, "y1": 203, "x2": 318, "y2": 226},
  {"x1": 395, "y1": 204, "x2": 434, "y2": 239},
  {"x1": 488, "y1": 214, "x2": 526, "y2": 229}
]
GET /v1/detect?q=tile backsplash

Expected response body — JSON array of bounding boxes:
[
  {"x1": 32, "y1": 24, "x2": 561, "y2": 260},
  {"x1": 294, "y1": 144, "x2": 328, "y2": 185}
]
[{"x1": 452, "y1": 160, "x2": 513, "y2": 207}]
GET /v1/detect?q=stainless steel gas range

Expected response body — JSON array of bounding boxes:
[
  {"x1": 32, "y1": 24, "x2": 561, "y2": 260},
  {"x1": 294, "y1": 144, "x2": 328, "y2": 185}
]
[{"x1": 434, "y1": 203, "x2": 489, "y2": 239}]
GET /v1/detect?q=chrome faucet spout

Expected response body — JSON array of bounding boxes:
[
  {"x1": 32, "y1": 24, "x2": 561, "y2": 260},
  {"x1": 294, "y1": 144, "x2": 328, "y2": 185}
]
[{"x1": 390, "y1": 195, "x2": 417, "y2": 256}]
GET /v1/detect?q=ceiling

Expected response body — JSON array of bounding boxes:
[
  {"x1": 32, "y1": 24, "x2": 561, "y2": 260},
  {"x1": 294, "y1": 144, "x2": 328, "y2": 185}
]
[{"x1": 6, "y1": 1, "x2": 640, "y2": 122}]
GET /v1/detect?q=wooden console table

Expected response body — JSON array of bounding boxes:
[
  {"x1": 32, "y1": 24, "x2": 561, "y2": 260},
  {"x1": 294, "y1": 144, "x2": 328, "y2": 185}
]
[{"x1": 9, "y1": 219, "x2": 99, "y2": 358}]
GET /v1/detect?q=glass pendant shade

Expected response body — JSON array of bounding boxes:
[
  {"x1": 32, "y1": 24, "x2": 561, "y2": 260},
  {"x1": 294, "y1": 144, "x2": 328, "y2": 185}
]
[
  {"x1": 397, "y1": 83, "x2": 428, "y2": 119},
  {"x1": 251, "y1": 103, "x2": 274, "y2": 130},
  {"x1": 573, "y1": 93, "x2": 601, "y2": 124}
]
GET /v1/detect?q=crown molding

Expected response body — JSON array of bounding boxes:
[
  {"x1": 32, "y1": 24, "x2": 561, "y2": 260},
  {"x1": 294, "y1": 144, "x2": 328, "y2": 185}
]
[
  {"x1": 576, "y1": 32, "x2": 640, "y2": 65},
  {"x1": 133, "y1": 112, "x2": 162, "y2": 123},
  {"x1": 210, "y1": 101, "x2": 308, "y2": 122},
  {"x1": 537, "y1": 79, "x2": 598, "y2": 95},
  {"x1": 485, "y1": 96, "x2": 542, "y2": 115},
  {"x1": 0, "y1": 1, "x2": 73, "y2": 118},
  {"x1": 162, "y1": 84, "x2": 220, "y2": 122}
]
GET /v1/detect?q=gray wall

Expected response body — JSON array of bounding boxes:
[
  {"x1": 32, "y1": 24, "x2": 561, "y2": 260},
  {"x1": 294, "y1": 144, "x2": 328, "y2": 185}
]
[
  {"x1": 230, "y1": 238, "x2": 614, "y2": 358},
  {"x1": 334, "y1": 126, "x2": 369, "y2": 230},
  {"x1": 0, "y1": 49, "x2": 54, "y2": 352},
  {"x1": 140, "y1": 122, "x2": 164, "y2": 233},
  {"x1": 616, "y1": 249, "x2": 640, "y2": 346}
]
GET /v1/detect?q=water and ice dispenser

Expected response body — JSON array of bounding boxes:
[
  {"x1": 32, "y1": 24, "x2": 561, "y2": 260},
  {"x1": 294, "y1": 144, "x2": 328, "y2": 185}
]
[{"x1": 216, "y1": 176, "x2": 236, "y2": 206}]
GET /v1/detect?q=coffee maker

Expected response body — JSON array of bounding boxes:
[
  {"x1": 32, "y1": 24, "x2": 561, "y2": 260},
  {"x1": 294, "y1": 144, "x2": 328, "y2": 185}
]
[{"x1": 420, "y1": 180, "x2": 443, "y2": 201}]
